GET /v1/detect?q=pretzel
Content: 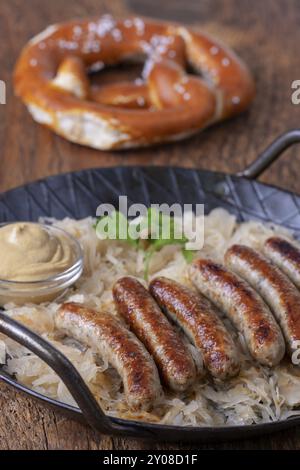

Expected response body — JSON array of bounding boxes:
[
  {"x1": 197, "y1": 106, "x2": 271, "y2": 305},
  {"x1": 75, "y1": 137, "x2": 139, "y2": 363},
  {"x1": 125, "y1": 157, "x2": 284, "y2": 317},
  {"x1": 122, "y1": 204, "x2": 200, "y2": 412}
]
[{"x1": 14, "y1": 15, "x2": 255, "y2": 150}]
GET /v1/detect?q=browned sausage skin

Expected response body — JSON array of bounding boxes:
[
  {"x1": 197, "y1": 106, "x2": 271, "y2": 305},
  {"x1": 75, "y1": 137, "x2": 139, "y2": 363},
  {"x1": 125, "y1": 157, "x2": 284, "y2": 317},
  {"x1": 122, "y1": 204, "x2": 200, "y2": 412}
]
[
  {"x1": 264, "y1": 237, "x2": 300, "y2": 289},
  {"x1": 225, "y1": 244, "x2": 300, "y2": 356},
  {"x1": 56, "y1": 302, "x2": 162, "y2": 411},
  {"x1": 149, "y1": 276, "x2": 240, "y2": 380},
  {"x1": 188, "y1": 259, "x2": 285, "y2": 367},
  {"x1": 113, "y1": 277, "x2": 196, "y2": 391}
]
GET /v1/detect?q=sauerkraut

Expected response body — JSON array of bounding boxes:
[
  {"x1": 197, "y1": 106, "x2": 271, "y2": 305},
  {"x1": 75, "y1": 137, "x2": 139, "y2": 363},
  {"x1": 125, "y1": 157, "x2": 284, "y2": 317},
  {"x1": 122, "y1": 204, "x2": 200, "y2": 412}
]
[{"x1": 1, "y1": 208, "x2": 300, "y2": 427}]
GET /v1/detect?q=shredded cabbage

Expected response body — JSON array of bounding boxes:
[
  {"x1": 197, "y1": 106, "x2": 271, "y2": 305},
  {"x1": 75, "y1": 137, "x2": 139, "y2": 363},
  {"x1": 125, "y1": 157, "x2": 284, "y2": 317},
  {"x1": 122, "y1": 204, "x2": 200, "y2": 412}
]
[{"x1": 1, "y1": 209, "x2": 299, "y2": 426}]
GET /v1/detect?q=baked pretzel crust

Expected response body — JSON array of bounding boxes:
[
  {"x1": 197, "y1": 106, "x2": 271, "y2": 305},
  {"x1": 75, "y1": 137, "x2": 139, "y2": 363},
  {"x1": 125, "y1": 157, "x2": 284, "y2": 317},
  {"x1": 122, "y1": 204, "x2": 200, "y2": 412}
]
[{"x1": 14, "y1": 15, "x2": 255, "y2": 150}]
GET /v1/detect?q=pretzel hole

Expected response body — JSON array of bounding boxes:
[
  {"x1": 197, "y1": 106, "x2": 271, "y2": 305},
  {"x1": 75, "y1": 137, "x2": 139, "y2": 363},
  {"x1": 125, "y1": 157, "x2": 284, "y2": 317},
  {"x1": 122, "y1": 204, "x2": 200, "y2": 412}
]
[
  {"x1": 89, "y1": 62, "x2": 151, "y2": 109},
  {"x1": 51, "y1": 51, "x2": 202, "y2": 111}
]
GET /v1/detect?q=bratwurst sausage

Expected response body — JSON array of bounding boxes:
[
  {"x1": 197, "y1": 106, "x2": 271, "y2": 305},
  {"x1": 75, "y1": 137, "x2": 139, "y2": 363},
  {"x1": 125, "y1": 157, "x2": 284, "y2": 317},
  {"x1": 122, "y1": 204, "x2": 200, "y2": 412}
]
[
  {"x1": 264, "y1": 237, "x2": 300, "y2": 289},
  {"x1": 113, "y1": 277, "x2": 196, "y2": 391},
  {"x1": 149, "y1": 276, "x2": 240, "y2": 380},
  {"x1": 188, "y1": 259, "x2": 285, "y2": 366},
  {"x1": 225, "y1": 244, "x2": 300, "y2": 355},
  {"x1": 56, "y1": 302, "x2": 162, "y2": 411}
]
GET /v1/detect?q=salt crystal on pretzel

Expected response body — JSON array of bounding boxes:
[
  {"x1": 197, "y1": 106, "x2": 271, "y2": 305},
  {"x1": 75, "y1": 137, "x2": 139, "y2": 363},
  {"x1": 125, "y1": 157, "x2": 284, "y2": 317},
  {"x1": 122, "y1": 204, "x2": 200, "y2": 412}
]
[{"x1": 14, "y1": 15, "x2": 255, "y2": 150}]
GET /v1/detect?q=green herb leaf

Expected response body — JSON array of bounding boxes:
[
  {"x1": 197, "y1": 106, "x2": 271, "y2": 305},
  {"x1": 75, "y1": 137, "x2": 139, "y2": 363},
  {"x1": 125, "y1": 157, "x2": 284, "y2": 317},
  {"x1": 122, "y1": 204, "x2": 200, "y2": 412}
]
[
  {"x1": 142, "y1": 208, "x2": 191, "y2": 279},
  {"x1": 94, "y1": 208, "x2": 195, "y2": 280},
  {"x1": 95, "y1": 211, "x2": 138, "y2": 247},
  {"x1": 182, "y1": 248, "x2": 195, "y2": 263}
]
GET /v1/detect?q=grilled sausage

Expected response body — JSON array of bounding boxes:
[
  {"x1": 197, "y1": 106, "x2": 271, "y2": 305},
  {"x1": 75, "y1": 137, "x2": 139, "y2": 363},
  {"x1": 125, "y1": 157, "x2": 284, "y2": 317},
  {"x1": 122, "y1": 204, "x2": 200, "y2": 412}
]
[
  {"x1": 56, "y1": 302, "x2": 162, "y2": 411},
  {"x1": 225, "y1": 244, "x2": 300, "y2": 355},
  {"x1": 149, "y1": 276, "x2": 240, "y2": 380},
  {"x1": 113, "y1": 277, "x2": 196, "y2": 391},
  {"x1": 189, "y1": 258, "x2": 285, "y2": 366},
  {"x1": 264, "y1": 237, "x2": 300, "y2": 289}
]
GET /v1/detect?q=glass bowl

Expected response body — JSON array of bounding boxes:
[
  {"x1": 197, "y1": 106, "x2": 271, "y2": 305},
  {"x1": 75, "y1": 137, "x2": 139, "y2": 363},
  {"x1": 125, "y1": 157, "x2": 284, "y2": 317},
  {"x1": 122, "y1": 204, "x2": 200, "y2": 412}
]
[{"x1": 0, "y1": 222, "x2": 83, "y2": 306}]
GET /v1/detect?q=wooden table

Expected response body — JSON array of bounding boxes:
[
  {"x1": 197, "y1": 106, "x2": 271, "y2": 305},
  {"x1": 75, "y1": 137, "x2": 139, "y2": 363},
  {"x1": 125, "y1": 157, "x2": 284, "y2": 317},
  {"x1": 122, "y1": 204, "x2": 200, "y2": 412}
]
[{"x1": 1, "y1": 0, "x2": 300, "y2": 450}]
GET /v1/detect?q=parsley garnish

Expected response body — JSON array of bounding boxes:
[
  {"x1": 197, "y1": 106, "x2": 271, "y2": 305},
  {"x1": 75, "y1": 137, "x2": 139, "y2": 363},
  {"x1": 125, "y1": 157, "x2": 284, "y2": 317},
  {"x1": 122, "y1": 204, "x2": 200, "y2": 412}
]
[{"x1": 95, "y1": 208, "x2": 195, "y2": 279}]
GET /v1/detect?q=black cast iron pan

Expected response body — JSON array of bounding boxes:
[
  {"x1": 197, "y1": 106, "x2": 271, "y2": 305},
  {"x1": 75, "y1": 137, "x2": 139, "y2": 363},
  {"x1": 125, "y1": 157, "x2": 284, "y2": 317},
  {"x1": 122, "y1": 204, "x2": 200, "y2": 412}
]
[{"x1": 1, "y1": 130, "x2": 300, "y2": 442}]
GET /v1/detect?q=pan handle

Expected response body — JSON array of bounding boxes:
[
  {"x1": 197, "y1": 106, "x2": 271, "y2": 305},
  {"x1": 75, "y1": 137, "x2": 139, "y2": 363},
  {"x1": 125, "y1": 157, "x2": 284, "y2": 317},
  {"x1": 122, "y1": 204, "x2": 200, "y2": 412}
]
[
  {"x1": 0, "y1": 311, "x2": 152, "y2": 438},
  {"x1": 237, "y1": 129, "x2": 300, "y2": 179}
]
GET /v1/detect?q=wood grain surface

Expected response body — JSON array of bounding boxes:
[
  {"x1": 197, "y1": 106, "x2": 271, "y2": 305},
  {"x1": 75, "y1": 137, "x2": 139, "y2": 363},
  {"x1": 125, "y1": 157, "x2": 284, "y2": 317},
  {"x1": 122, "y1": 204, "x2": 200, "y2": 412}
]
[{"x1": 1, "y1": 0, "x2": 300, "y2": 450}]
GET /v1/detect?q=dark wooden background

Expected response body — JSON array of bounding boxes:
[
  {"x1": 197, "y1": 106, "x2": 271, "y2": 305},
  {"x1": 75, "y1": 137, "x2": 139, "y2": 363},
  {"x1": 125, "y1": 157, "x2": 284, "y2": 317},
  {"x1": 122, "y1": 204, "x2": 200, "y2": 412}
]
[{"x1": 1, "y1": 0, "x2": 300, "y2": 450}]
